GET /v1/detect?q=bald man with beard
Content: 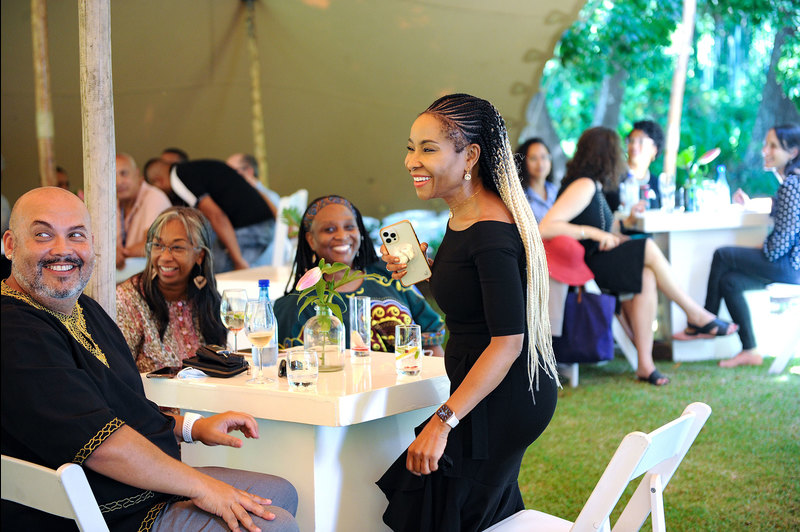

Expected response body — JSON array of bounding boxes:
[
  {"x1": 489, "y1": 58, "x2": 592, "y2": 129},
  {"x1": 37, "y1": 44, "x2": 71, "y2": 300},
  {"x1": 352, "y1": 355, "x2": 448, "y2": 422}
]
[{"x1": 1, "y1": 187, "x2": 298, "y2": 532}]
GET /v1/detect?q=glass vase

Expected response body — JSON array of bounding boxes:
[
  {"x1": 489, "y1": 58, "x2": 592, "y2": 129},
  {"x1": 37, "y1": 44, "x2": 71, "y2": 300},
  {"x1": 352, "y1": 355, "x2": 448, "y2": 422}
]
[{"x1": 302, "y1": 305, "x2": 345, "y2": 372}]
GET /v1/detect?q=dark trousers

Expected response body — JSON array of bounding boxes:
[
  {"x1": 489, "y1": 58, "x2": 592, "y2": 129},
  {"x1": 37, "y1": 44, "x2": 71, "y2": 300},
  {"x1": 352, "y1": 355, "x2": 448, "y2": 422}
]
[{"x1": 704, "y1": 246, "x2": 800, "y2": 350}]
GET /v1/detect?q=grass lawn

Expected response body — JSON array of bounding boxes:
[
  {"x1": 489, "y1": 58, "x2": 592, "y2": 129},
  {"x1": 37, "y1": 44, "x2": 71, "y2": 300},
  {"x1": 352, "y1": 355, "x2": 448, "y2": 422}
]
[{"x1": 519, "y1": 355, "x2": 800, "y2": 530}]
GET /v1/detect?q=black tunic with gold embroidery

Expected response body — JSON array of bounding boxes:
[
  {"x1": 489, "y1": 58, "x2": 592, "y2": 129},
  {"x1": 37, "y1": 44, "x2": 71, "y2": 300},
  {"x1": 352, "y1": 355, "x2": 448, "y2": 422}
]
[{"x1": 1, "y1": 284, "x2": 180, "y2": 531}]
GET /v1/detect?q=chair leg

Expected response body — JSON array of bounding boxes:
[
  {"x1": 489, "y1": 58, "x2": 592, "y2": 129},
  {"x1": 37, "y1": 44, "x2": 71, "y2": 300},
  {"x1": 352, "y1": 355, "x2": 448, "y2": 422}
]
[
  {"x1": 650, "y1": 473, "x2": 666, "y2": 532},
  {"x1": 557, "y1": 363, "x2": 579, "y2": 387},
  {"x1": 768, "y1": 326, "x2": 800, "y2": 374},
  {"x1": 612, "y1": 315, "x2": 638, "y2": 371}
]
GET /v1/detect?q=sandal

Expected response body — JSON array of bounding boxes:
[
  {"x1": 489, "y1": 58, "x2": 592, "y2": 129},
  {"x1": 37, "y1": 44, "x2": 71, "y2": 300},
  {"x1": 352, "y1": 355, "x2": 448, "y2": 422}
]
[
  {"x1": 637, "y1": 369, "x2": 670, "y2": 386},
  {"x1": 678, "y1": 318, "x2": 738, "y2": 340}
]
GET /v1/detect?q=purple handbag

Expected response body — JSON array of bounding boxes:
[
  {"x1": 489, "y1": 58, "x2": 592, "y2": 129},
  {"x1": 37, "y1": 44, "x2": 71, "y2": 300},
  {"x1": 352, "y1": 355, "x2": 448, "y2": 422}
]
[{"x1": 552, "y1": 287, "x2": 616, "y2": 363}]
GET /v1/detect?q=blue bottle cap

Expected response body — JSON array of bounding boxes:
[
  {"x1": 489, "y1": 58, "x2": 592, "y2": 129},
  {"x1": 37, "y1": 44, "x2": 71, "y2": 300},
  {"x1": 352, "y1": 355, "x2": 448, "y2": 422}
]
[{"x1": 258, "y1": 279, "x2": 270, "y2": 288}]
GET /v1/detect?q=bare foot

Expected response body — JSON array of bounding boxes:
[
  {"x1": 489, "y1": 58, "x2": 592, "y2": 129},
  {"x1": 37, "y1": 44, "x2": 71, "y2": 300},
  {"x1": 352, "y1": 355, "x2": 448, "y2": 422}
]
[{"x1": 719, "y1": 351, "x2": 763, "y2": 368}]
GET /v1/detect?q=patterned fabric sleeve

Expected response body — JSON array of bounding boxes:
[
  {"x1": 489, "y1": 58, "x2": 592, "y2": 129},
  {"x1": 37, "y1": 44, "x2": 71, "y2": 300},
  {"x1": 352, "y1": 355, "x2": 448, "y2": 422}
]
[
  {"x1": 115, "y1": 279, "x2": 145, "y2": 360},
  {"x1": 764, "y1": 174, "x2": 800, "y2": 268}
]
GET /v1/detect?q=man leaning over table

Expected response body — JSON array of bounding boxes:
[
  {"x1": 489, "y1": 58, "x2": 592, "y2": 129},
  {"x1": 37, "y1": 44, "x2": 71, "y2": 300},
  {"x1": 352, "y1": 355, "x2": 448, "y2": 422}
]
[{"x1": 1, "y1": 187, "x2": 298, "y2": 532}]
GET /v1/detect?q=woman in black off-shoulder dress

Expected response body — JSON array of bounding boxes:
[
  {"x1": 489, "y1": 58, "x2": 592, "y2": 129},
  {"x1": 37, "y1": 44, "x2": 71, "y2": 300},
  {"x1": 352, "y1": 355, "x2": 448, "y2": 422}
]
[{"x1": 377, "y1": 94, "x2": 559, "y2": 532}]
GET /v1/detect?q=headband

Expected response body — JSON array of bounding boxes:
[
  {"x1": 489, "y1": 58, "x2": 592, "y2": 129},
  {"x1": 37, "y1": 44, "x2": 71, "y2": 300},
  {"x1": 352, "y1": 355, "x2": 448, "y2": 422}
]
[{"x1": 302, "y1": 196, "x2": 356, "y2": 232}]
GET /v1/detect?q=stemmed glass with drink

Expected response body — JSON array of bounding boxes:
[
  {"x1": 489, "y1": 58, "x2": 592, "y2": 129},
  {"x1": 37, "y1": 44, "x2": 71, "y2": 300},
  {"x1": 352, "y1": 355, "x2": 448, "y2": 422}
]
[
  {"x1": 220, "y1": 289, "x2": 248, "y2": 353},
  {"x1": 245, "y1": 299, "x2": 276, "y2": 384}
]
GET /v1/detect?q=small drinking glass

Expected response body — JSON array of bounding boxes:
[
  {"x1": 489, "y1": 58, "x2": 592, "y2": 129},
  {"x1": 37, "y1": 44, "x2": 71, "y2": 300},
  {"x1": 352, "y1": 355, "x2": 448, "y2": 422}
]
[
  {"x1": 349, "y1": 296, "x2": 371, "y2": 357},
  {"x1": 220, "y1": 289, "x2": 248, "y2": 353},
  {"x1": 659, "y1": 173, "x2": 676, "y2": 213},
  {"x1": 395, "y1": 324, "x2": 422, "y2": 376},
  {"x1": 287, "y1": 349, "x2": 319, "y2": 388},
  {"x1": 245, "y1": 299, "x2": 276, "y2": 384}
]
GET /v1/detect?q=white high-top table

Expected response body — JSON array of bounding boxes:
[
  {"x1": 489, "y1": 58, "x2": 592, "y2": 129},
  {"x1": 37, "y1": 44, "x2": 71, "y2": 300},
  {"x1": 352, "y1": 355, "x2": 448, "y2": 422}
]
[
  {"x1": 142, "y1": 352, "x2": 449, "y2": 532},
  {"x1": 627, "y1": 203, "x2": 772, "y2": 361}
]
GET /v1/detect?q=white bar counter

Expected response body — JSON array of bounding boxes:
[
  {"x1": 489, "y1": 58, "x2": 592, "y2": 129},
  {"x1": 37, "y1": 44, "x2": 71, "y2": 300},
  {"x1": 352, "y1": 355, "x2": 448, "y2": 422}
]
[
  {"x1": 142, "y1": 352, "x2": 449, "y2": 532},
  {"x1": 628, "y1": 204, "x2": 772, "y2": 361}
]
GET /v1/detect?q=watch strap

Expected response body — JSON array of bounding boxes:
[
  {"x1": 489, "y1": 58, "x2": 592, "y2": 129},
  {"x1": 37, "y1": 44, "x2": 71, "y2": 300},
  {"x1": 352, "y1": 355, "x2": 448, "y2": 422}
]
[
  {"x1": 435, "y1": 404, "x2": 459, "y2": 428},
  {"x1": 182, "y1": 412, "x2": 203, "y2": 443}
]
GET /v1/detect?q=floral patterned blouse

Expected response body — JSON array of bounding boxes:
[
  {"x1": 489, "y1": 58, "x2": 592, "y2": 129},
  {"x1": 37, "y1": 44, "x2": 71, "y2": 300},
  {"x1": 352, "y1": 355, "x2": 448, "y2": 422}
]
[{"x1": 116, "y1": 277, "x2": 204, "y2": 373}]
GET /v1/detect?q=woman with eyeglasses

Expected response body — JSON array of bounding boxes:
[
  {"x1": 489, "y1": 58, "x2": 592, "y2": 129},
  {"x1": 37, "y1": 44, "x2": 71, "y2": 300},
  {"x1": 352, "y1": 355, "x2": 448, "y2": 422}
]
[{"x1": 116, "y1": 207, "x2": 227, "y2": 372}]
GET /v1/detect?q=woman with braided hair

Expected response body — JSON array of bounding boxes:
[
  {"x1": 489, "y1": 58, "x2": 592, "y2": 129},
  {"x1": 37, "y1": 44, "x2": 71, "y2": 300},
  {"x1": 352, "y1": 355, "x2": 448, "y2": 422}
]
[{"x1": 377, "y1": 94, "x2": 558, "y2": 531}]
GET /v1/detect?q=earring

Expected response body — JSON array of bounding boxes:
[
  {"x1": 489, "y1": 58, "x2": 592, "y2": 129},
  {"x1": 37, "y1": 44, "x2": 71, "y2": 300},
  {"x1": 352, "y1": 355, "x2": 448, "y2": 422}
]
[
  {"x1": 464, "y1": 171, "x2": 472, "y2": 181},
  {"x1": 193, "y1": 275, "x2": 207, "y2": 290},
  {"x1": 151, "y1": 268, "x2": 158, "y2": 280}
]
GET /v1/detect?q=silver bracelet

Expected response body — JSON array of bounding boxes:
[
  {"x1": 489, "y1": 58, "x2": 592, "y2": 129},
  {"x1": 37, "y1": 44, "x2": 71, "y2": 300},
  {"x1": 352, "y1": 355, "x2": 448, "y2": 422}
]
[{"x1": 182, "y1": 412, "x2": 203, "y2": 444}]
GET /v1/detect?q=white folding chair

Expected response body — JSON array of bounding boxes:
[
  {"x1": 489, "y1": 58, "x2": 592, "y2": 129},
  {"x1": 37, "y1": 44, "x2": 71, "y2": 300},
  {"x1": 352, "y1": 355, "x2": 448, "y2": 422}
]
[
  {"x1": 271, "y1": 188, "x2": 308, "y2": 266},
  {"x1": 1, "y1": 454, "x2": 108, "y2": 531},
  {"x1": 483, "y1": 402, "x2": 712, "y2": 532}
]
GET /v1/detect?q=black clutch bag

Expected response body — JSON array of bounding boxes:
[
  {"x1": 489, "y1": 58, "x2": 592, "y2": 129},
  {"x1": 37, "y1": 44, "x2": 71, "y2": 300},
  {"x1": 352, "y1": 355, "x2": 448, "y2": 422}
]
[{"x1": 181, "y1": 345, "x2": 248, "y2": 378}]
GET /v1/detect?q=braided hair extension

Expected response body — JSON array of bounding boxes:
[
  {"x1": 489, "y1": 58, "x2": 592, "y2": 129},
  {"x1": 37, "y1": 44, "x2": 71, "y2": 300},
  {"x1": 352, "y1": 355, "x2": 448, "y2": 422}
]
[
  {"x1": 140, "y1": 207, "x2": 227, "y2": 345},
  {"x1": 284, "y1": 195, "x2": 379, "y2": 295},
  {"x1": 424, "y1": 94, "x2": 558, "y2": 390}
]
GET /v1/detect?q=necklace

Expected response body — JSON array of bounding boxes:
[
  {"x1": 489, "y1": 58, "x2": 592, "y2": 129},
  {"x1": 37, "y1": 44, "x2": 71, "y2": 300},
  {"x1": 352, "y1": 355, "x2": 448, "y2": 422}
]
[{"x1": 448, "y1": 188, "x2": 482, "y2": 219}]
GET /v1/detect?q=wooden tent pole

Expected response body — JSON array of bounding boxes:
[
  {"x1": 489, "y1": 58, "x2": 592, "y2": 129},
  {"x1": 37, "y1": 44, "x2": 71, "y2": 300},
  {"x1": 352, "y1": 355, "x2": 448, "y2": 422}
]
[
  {"x1": 662, "y1": 0, "x2": 696, "y2": 178},
  {"x1": 31, "y1": 0, "x2": 56, "y2": 187},
  {"x1": 245, "y1": 0, "x2": 270, "y2": 188},
  {"x1": 79, "y1": 0, "x2": 116, "y2": 317}
]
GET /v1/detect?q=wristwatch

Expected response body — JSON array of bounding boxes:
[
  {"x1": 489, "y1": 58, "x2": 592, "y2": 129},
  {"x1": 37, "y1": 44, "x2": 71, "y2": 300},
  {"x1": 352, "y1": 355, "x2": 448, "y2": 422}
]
[{"x1": 435, "y1": 403, "x2": 459, "y2": 428}]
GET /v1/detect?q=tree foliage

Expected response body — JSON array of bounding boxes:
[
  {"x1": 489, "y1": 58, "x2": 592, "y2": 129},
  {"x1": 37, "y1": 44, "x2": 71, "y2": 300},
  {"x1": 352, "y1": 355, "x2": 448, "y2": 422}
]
[{"x1": 540, "y1": 0, "x2": 800, "y2": 195}]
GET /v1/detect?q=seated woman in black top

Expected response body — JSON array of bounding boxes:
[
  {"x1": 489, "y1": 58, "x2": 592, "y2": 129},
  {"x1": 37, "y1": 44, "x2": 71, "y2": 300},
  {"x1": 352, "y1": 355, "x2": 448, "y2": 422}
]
[{"x1": 540, "y1": 126, "x2": 737, "y2": 386}]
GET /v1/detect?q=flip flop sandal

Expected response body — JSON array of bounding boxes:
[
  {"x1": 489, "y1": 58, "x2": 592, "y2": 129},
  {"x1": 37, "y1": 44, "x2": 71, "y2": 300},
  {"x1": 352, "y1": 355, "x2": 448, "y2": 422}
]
[
  {"x1": 683, "y1": 318, "x2": 737, "y2": 339},
  {"x1": 637, "y1": 369, "x2": 670, "y2": 386}
]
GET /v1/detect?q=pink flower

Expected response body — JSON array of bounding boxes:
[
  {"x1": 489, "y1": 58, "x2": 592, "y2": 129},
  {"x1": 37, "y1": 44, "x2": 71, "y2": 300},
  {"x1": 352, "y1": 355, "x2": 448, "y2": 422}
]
[
  {"x1": 697, "y1": 148, "x2": 721, "y2": 166},
  {"x1": 296, "y1": 267, "x2": 323, "y2": 290}
]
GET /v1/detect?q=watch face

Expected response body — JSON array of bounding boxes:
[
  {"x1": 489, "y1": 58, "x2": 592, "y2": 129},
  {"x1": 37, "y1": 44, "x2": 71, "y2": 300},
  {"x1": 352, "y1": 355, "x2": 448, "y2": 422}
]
[{"x1": 436, "y1": 404, "x2": 453, "y2": 422}]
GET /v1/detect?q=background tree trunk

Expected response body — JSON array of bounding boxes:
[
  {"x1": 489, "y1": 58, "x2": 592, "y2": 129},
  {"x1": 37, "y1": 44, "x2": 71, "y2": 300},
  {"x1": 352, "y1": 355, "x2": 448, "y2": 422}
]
[
  {"x1": 592, "y1": 67, "x2": 628, "y2": 130},
  {"x1": 743, "y1": 26, "x2": 800, "y2": 177},
  {"x1": 520, "y1": 91, "x2": 567, "y2": 184}
]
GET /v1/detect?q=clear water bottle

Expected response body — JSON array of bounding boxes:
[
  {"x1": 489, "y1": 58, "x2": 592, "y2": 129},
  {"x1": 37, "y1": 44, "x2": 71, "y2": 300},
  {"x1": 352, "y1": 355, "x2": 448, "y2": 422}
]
[
  {"x1": 685, "y1": 180, "x2": 698, "y2": 212},
  {"x1": 716, "y1": 164, "x2": 731, "y2": 206},
  {"x1": 619, "y1": 175, "x2": 639, "y2": 213},
  {"x1": 257, "y1": 279, "x2": 279, "y2": 378}
]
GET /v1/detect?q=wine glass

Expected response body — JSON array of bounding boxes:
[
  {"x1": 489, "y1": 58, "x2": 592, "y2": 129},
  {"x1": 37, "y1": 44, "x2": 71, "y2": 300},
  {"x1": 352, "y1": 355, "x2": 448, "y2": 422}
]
[
  {"x1": 220, "y1": 289, "x2": 248, "y2": 353},
  {"x1": 245, "y1": 299, "x2": 276, "y2": 384}
]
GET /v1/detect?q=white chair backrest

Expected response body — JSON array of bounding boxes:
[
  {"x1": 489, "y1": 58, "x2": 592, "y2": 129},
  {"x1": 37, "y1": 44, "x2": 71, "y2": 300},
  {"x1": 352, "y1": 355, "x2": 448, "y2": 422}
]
[
  {"x1": 571, "y1": 402, "x2": 711, "y2": 532},
  {"x1": 271, "y1": 188, "x2": 308, "y2": 266},
  {"x1": 1, "y1": 454, "x2": 109, "y2": 531}
]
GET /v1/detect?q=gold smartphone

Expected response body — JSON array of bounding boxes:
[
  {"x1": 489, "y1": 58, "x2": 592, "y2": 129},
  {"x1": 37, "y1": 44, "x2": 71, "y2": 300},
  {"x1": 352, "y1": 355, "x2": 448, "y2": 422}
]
[{"x1": 379, "y1": 220, "x2": 432, "y2": 286}]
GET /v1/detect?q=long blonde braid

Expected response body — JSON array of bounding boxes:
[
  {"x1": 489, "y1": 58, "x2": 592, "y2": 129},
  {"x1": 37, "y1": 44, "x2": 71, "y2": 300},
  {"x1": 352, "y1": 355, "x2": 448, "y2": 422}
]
[{"x1": 425, "y1": 94, "x2": 559, "y2": 391}]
